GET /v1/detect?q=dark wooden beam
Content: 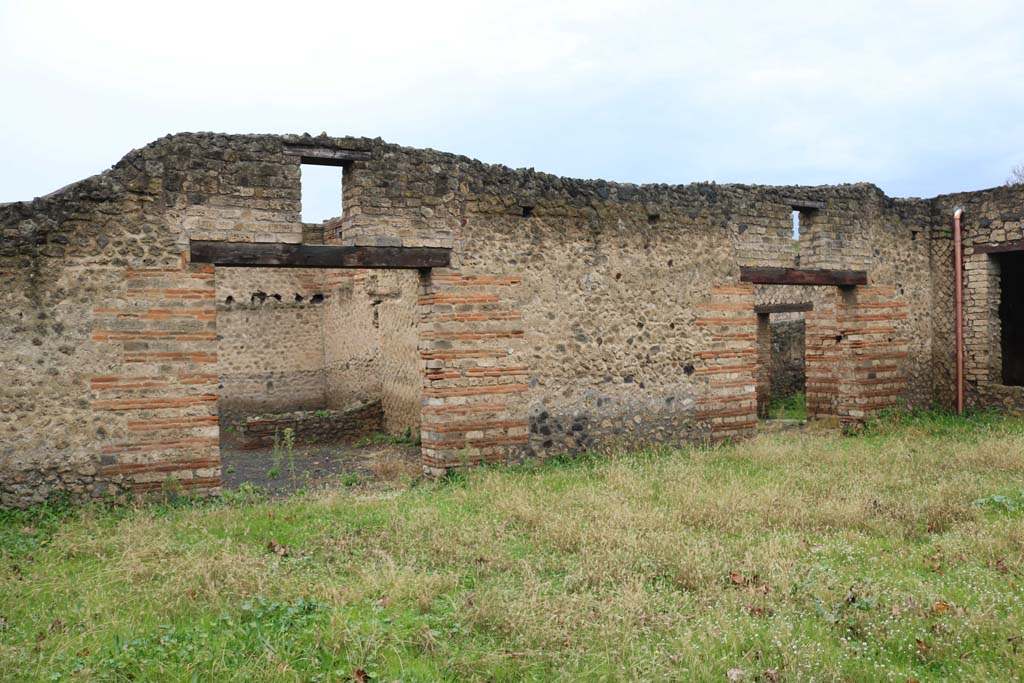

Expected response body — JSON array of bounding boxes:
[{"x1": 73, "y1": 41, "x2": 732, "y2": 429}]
[
  {"x1": 283, "y1": 146, "x2": 373, "y2": 167},
  {"x1": 974, "y1": 238, "x2": 1024, "y2": 255},
  {"x1": 783, "y1": 197, "x2": 826, "y2": 211},
  {"x1": 739, "y1": 266, "x2": 867, "y2": 286},
  {"x1": 755, "y1": 302, "x2": 813, "y2": 314},
  {"x1": 189, "y1": 240, "x2": 450, "y2": 269}
]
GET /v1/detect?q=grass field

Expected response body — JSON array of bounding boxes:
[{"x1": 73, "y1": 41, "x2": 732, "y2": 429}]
[{"x1": 2, "y1": 412, "x2": 1024, "y2": 682}]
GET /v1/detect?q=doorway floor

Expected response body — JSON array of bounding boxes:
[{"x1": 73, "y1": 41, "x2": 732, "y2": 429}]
[{"x1": 220, "y1": 439, "x2": 421, "y2": 496}]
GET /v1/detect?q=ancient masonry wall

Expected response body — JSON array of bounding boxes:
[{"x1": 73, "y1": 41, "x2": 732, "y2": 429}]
[
  {"x1": 930, "y1": 186, "x2": 1024, "y2": 413},
  {"x1": 1, "y1": 131, "x2": 1021, "y2": 506}
]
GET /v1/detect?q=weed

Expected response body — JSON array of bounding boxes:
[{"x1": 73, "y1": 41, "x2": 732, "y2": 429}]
[
  {"x1": 974, "y1": 491, "x2": 1024, "y2": 513},
  {"x1": 268, "y1": 428, "x2": 298, "y2": 483}
]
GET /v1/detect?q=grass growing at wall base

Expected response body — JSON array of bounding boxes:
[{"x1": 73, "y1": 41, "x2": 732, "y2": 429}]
[
  {"x1": 769, "y1": 391, "x2": 807, "y2": 420},
  {"x1": 2, "y1": 411, "x2": 1024, "y2": 682}
]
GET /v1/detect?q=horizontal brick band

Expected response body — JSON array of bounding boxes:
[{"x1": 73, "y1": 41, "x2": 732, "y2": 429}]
[
  {"x1": 131, "y1": 476, "x2": 221, "y2": 494},
  {"x1": 422, "y1": 419, "x2": 529, "y2": 433},
  {"x1": 127, "y1": 268, "x2": 214, "y2": 279},
  {"x1": 99, "y1": 436, "x2": 218, "y2": 455},
  {"x1": 420, "y1": 402, "x2": 508, "y2": 415},
  {"x1": 697, "y1": 407, "x2": 757, "y2": 419},
  {"x1": 101, "y1": 457, "x2": 220, "y2": 476},
  {"x1": 127, "y1": 415, "x2": 219, "y2": 431},
  {"x1": 695, "y1": 318, "x2": 756, "y2": 327},
  {"x1": 420, "y1": 349, "x2": 510, "y2": 360},
  {"x1": 711, "y1": 420, "x2": 757, "y2": 433},
  {"x1": 422, "y1": 329, "x2": 524, "y2": 341},
  {"x1": 711, "y1": 285, "x2": 754, "y2": 295},
  {"x1": 127, "y1": 289, "x2": 215, "y2": 300},
  {"x1": 92, "y1": 395, "x2": 217, "y2": 411},
  {"x1": 431, "y1": 274, "x2": 522, "y2": 286},
  {"x1": 421, "y1": 435, "x2": 529, "y2": 449},
  {"x1": 93, "y1": 331, "x2": 218, "y2": 342},
  {"x1": 426, "y1": 312, "x2": 523, "y2": 322},
  {"x1": 125, "y1": 353, "x2": 218, "y2": 363},
  {"x1": 94, "y1": 308, "x2": 216, "y2": 320},
  {"x1": 418, "y1": 294, "x2": 501, "y2": 305},
  {"x1": 422, "y1": 384, "x2": 528, "y2": 398},
  {"x1": 696, "y1": 363, "x2": 757, "y2": 376}
]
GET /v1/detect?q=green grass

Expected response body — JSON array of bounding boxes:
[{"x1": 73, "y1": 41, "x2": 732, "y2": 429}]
[
  {"x1": 356, "y1": 429, "x2": 421, "y2": 448},
  {"x1": 769, "y1": 391, "x2": 807, "y2": 420},
  {"x1": 2, "y1": 412, "x2": 1024, "y2": 682}
]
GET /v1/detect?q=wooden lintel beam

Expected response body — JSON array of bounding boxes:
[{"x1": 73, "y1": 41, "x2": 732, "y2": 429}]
[
  {"x1": 974, "y1": 238, "x2": 1024, "y2": 255},
  {"x1": 283, "y1": 146, "x2": 373, "y2": 167},
  {"x1": 739, "y1": 266, "x2": 867, "y2": 286},
  {"x1": 783, "y1": 197, "x2": 826, "y2": 211},
  {"x1": 189, "y1": 240, "x2": 450, "y2": 269},
  {"x1": 754, "y1": 302, "x2": 814, "y2": 314}
]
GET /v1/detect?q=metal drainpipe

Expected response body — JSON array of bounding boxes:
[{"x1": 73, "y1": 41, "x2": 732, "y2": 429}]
[{"x1": 954, "y1": 207, "x2": 964, "y2": 415}]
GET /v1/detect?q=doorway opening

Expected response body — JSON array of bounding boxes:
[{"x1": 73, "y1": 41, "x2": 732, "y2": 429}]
[
  {"x1": 214, "y1": 266, "x2": 423, "y2": 495},
  {"x1": 756, "y1": 302, "x2": 810, "y2": 424}
]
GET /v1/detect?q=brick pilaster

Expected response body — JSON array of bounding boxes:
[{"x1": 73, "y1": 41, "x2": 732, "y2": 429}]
[
  {"x1": 418, "y1": 269, "x2": 529, "y2": 473},
  {"x1": 89, "y1": 259, "x2": 221, "y2": 496},
  {"x1": 694, "y1": 284, "x2": 758, "y2": 439}
]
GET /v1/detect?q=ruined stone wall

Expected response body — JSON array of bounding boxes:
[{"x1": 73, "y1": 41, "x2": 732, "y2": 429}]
[
  {"x1": 929, "y1": 185, "x2": 1024, "y2": 413},
  {"x1": 0, "y1": 133, "x2": 374, "y2": 506},
  {"x1": 318, "y1": 140, "x2": 946, "y2": 466},
  {"x1": 3, "y1": 130, "x2": 1020, "y2": 506}
]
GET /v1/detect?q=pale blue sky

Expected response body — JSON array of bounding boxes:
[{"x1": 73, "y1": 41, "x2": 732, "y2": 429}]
[{"x1": 2, "y1": 0, "x2": 1023, "y2": 223}]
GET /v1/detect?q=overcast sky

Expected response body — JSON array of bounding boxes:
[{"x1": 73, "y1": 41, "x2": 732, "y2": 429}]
[{"x1": 2, "y1": 0, "x2": 1023, "y2": 222}]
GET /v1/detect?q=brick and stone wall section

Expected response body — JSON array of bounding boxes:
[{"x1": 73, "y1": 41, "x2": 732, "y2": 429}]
[
  {"x1": 3, "y1": 130, "x2": 1018, "y2": 506},
  {"x1": 695, "y1": 285, "x2": 759, "y2": 439},
  {"x1": 90, "y1": 261, "x2": 221, "y2": 495},
  {"x1": 930, "y1": 185, "x2": 1024, "y2": 413},
  {"x1": 418, "y1": 270, "x2": 530, "y2": 474}
]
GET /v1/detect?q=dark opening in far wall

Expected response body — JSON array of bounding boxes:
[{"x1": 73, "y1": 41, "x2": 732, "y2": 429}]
[{"x1": 998, "y1": 252, "x2": 1024, "y2": 386}]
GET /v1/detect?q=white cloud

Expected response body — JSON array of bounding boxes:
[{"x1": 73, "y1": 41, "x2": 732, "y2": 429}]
[{"x1": 1, "y1": 0, "x2": 1022, "y2": 204}]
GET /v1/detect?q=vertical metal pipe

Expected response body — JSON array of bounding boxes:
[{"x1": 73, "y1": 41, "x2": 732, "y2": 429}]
[{"x1": 954, "y1": 207, "x2": 964, "y2": 415}]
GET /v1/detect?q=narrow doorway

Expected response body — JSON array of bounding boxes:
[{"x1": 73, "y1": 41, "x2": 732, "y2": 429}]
[{"x1": 755, "y1": 303, "x2": 810, "y2": 424}]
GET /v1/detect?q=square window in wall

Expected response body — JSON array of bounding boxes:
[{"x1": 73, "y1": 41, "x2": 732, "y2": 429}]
[
  {"x1": 998, "y1": 252, "x2": 1024, "y2": 386},
  {"x1": 301, "y1": 164, "x2": 343, "y2": 224}
]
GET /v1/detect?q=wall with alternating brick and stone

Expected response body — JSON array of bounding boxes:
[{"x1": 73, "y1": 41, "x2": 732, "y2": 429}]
[{"x1": 2, "y1": 131, "x2": 1022, "y2": 506}]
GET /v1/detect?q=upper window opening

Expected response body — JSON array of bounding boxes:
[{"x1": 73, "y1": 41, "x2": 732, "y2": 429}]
[
  {"x1": 784, "y1": 198, "x2": 824, "y2": 241},
  {"x1": 301, "y1": 164, "x2": 343, "y2": 224}
]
